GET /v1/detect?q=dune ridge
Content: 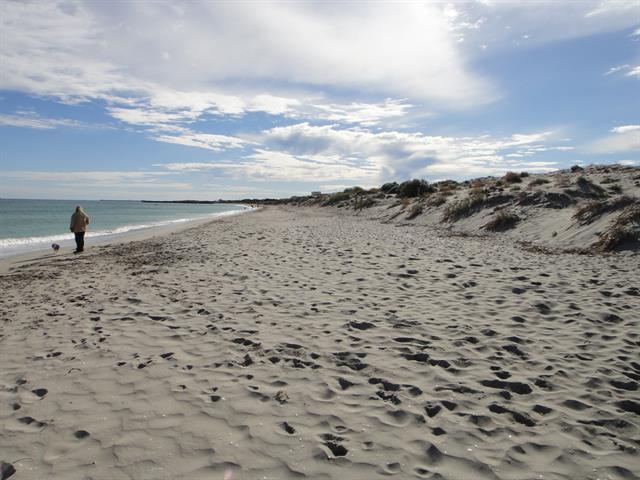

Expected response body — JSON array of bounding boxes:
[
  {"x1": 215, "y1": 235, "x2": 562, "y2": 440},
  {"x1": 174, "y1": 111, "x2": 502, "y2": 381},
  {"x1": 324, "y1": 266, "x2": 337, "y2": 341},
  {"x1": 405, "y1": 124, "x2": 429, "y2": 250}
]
[{"x1": 271, "y1": 164, "x2": 640, "y2": 255}]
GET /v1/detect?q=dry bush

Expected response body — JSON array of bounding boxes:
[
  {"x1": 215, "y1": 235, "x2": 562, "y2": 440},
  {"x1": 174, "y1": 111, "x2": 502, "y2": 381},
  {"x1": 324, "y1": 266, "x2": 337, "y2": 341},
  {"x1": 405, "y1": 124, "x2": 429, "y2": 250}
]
[
  {"x1": 439, "y1": 184, "x2": 457, "y2": 195},
  {"x1": 442, "y1": 190, "x2": 487, "y2": 222},
  {"x1": 427, "y1": 193, "x2": 447, "y2": 207},
  {"x1": 398, "y1": 179, "x2": 432, "y2": 198},
  {"x1": 483, "y1": 211, "x2": 520, "y2": 231},
  {"x1": 576, "y1": 176, "x2": 606, "y2": 196},
  {"x1": 361, "y1": 197, "x2": 377, "y2": 208},
  {"x1": 437, "y1": 180, "x2": 459, "y2": 192},
  {"x1": 381, "y1": 182, "x2": 399, "y2": 194},
  {"x1": 406, "y1": 203, "x2": 424, "y2": 220},
  {"x1": 573, "y1": 196, "x2": 636, "y2": 225},
  {"x1": 601, "y1": 177, "x2": 618, "y2": 184},
  {"x1": 470, "y1": 180, "x2": 485, "y2": 189},
  {"x1": 528, "y1": 178, "x2": 550, "y2": 188},
  {"x1": 503, "y1": 171, "x2": 522, "y2": 183},
  {"x1": 592, "y1": 204, "x2": 640, "y2": 252},
  {"x1": 573, "y1": 201, "x2": 602, "y2": 225},
  {"x1": 323, "y1": 191, "x2": 351, "y2": 206},
  {"x1": 401, "y1": 197, "x2": 412, "y2": 208}
]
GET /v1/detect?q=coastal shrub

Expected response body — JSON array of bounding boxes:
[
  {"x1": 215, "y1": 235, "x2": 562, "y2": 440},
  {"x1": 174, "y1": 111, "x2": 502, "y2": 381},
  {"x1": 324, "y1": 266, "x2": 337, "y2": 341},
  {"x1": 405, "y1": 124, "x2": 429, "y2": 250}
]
[
  {"x1": 607, "y1": 184, "x2": 623, "y2": 194},
  {"x1": 601, "y1": 177, "x2": 618, "y2": 184},
  {"x1": 323, "y1": 191, "x2": 351, "y2": 206},
  {"x1": 381, "y1": 182, "x2": 400, "y2": 194},
  {"x1": 427, "y1": 193, "x2": 447, "y2": 207},
  {"x1": 470, "y1": 179, "x2": 485, "y2": 189},
  {"x1": 443, "y1": 198, "x2": 473, "y2": 221},
  {"x1": 575, "y1": 176, "x2": 607, "y2": 198},
  {"x1": 520, "y1": 172, "x2": 530, "y2": 178},
  {"x1": 361, "y1": 197, "x2": 377, "y2": 209},
  {"x1": 406, "y1": 203, "x2": 424, "y2": 220},
  {"x1": 570, "y1": 165, "x2": 584, "y2": 172},
  {"x1": 484, "y1": 211, "x2": 520, "y2": 231},
  {"x1": 343, "y1": 186, "x2": 364, "y2": 194},
  {"x1": 398, "y1": 179, "x2": 432, "y2": 198},
  {"x1": 528, "y1": 178, "x2": 549, "y2": 187},
  {"x1": 503, "y1": 171, "x2": 522, "y2": 183},
  {"x1": 442, "y1": 190, "x2": 487, "y2": 222},
  {"x1": 592, "y1": 204, "x2": 640, "y2": 252},
  {"x1": 518, "y1": 190, "x2": 574, "y2": 209},
  {"x1": 437, "y1": 180, "x2": 459, "y2": 192},
  {"x1": 573, "y1": 196, "x2": 636, "y2": 225},
  {"x1": 510, "y1": 185, "x2": 521, "y2": 192}
]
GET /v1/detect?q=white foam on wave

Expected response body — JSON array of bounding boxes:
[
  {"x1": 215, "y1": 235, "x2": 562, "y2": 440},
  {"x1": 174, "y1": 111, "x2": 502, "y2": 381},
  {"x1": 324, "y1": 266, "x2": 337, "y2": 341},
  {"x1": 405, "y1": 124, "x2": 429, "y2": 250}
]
[{"x1": 0, "y1": 206, "x2": 252, "y2": 257}]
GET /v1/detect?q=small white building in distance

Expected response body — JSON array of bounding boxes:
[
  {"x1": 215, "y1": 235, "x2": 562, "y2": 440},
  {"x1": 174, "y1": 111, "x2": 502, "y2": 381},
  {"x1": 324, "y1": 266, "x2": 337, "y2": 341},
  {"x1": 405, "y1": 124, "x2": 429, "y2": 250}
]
[{"x1": 311, "y1": 191, "x2": 322, "y2": 196}]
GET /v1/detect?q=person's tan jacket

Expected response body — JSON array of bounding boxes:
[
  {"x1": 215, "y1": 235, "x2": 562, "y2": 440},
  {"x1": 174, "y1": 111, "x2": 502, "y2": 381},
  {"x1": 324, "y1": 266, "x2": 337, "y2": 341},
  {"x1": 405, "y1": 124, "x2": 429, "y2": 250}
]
[{"x1": 70, "y1": 212, "x2": 90, "y2": 233}]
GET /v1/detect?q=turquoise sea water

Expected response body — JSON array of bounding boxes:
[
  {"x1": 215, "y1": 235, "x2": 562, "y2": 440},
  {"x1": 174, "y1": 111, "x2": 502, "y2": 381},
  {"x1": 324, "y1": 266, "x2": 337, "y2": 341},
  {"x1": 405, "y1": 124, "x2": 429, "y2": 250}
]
[{"x1": 0, "y1": 199, "x2": 248, "y2": 258}]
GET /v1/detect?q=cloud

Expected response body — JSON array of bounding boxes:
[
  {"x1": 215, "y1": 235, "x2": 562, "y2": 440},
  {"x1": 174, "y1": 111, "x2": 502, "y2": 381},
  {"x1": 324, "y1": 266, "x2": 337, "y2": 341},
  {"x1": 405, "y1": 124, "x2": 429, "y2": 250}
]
[
  {"x1": 604, "y1": 64, "x2": 640, "y2": 78},
  {"x1": 1, "y1": 0, "x2": 634, "y2": 195},
  {"x1": 239, "y1": 150, "x2": 378, "y2": 182},
  {"x1": 258, "y1": 122, "x2": 564, "y2": 181},
  {"x1": 0, "y1": 110, "x2": 88, "y2": 130},
  {"x1": 157, "y1": 123, "x2": 567, "y2": 182},
  {"x1": 0, "y1": 170, "x2": 180, "y2": 185},
  {"x1": 156, "y1": 162, "x2": 220, "y2": 172},
  {"x1": 319, "y1": 184, "x2": 369, "y2": 192},
  {"x1": 1, "y1": 1, "x2": 636, "y2": 127},
  {"x1": 0, "y1": 170, "x2": 197, "y2": 200},
  {"x1": 159, "y1": 149, "x2": 378, "y2": 183},
  {"x1": 605, "y1": 64, "x2": 631, "y2": 75},
  {"x1": 0, "y1": 0, "x2": 495, "y2": 112},
  {"x1": 0, "y1": 170, "x2": 306, "y2": 200},
  {"x1": 461, "y1": 1, "x2": 640, "y2": 50},
  {"x1": 610, "y1": 125, "x2": 640, "y2": 134},
  {"x1": 152, "y1": 132, "x2": 249, "y2": 152},
  {"x1": 589, "y1": 125, "x2": 640, "y2": 153},
  {"x1": 585, "y1": 0, "x2": 640, "y2": 18},
  {"x1": 308, "y1": 99, "x2": 413, "y2": 126}
]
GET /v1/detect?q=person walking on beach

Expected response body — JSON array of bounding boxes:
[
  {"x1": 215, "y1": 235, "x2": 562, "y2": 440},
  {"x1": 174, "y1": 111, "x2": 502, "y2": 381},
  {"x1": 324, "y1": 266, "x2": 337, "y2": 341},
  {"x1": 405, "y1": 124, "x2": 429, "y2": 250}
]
[{"x1": 70, "y1": 206, "x2": 90, "y2": 253}]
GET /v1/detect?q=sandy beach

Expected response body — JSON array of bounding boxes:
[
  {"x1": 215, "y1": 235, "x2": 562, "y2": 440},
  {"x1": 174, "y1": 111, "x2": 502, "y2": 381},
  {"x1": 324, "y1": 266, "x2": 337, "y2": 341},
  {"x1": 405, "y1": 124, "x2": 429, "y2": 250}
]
[{"x1": 1, "y1": 205, "x2": 638, "y2": 480}]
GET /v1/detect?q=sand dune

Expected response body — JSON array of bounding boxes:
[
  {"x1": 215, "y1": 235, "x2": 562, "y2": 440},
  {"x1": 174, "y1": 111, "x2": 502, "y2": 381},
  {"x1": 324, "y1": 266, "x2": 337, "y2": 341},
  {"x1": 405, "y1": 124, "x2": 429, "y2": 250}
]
[
  {"x1": 1, "y1": 206, "x2": 638, "y2": 479},
  {"x1": 287, "y1": 164, "x2": 640, "y2": 254}
]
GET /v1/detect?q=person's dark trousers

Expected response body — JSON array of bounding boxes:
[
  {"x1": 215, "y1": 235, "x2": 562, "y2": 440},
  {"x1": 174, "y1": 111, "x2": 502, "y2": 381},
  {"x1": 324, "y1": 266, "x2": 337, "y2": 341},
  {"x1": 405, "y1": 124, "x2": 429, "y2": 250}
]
[{"x1": 74, "y1": 232, "x2": 85, "y2": 252}]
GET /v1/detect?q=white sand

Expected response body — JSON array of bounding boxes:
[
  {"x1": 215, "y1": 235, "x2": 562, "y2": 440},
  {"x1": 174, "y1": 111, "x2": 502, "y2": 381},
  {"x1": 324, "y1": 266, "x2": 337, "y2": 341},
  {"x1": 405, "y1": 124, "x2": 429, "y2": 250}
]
[{"x1": 1, "y1": 206, "x2": 639, "y2": 480}]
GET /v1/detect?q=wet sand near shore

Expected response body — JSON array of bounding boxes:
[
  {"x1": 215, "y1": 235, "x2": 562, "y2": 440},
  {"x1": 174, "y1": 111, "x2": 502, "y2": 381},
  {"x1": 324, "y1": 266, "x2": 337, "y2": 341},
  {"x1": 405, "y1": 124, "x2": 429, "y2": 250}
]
[{"x1": 1, "y1": 206, "x2": 638, "y2": 479}]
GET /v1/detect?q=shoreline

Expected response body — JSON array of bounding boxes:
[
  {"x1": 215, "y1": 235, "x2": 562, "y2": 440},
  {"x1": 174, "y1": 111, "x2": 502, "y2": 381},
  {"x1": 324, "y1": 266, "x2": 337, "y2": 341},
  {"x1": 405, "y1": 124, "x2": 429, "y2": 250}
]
[{"x1": 0, "y1": 206, "x2": 257, "y2": 273}]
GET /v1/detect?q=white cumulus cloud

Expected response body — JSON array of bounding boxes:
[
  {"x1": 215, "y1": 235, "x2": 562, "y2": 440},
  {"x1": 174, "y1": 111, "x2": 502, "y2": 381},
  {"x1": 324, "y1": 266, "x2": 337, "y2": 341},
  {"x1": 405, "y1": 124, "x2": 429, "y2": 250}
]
[{"x1": 590, "y1": 125, "x2": 640, "y2": 153}]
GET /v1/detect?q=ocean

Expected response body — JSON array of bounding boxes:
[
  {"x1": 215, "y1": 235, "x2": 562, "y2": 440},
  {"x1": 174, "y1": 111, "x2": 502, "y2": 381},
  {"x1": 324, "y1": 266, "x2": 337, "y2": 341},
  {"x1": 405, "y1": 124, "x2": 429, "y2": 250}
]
[{"x1": 0, "y1": 199, "x2": 249, "y2": 258}]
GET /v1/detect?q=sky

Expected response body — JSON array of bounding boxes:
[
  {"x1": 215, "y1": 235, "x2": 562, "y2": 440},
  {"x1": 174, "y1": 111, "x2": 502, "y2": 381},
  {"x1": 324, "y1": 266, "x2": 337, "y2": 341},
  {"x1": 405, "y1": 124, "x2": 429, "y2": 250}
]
[{"x1": 0, "y1": 0, "x2": 639, "y2": 200}]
